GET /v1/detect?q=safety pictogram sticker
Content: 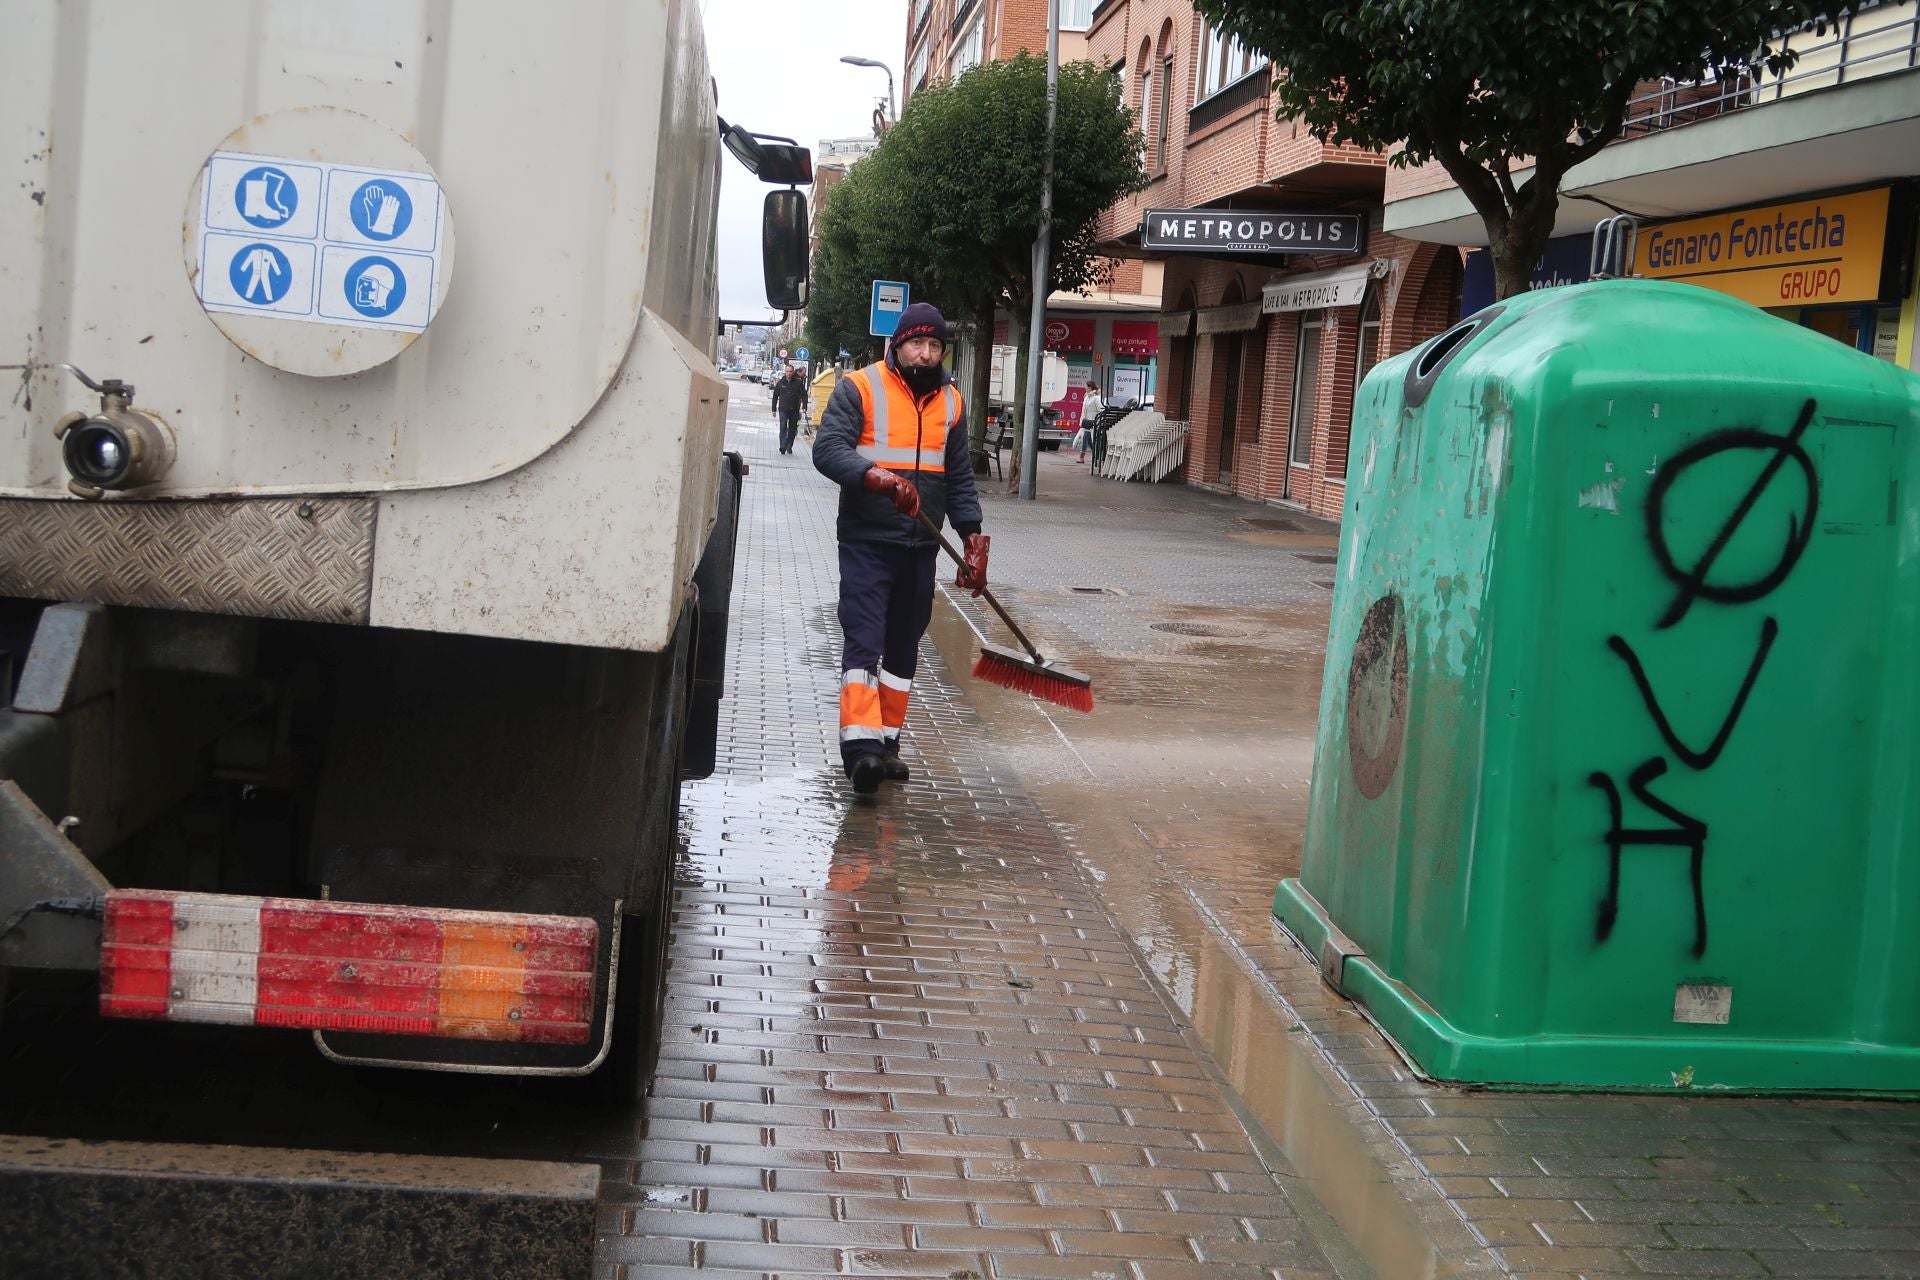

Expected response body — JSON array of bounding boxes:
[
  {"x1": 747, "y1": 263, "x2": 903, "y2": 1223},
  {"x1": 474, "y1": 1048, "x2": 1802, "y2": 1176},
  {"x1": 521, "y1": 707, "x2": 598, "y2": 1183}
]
[
  {"x1": 192, "y1": 150, "x2": 446, "y2": 334},
  {"x1": 198, "y1": 233, "x2": 315, "y2": 316},
  {"x1": 317, "y1": 247, "x2": 433, "y2": 330}
]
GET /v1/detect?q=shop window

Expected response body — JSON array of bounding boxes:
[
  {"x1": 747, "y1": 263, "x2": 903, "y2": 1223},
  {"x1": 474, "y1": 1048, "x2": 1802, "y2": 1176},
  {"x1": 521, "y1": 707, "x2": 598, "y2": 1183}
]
[
  {"x1": 1331, "y1": 290, "x2": 1381, "y2": 479},
  {"x1": 1802, "y1": 305, "x2": 1901, "y2": 361},
  {"x1": 1289, "y1": 311, "x2": 1323, "y2": 470}
]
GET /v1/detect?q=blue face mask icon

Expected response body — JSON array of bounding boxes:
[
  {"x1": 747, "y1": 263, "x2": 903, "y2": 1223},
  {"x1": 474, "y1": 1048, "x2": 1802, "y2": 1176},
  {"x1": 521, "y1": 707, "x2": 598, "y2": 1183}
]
[
  {"x1": 353, "y1": 264, "x2": 397, "y2": 311},
  {"x1": 343, "y1": 256, "x2": 407, "y2": 319}
]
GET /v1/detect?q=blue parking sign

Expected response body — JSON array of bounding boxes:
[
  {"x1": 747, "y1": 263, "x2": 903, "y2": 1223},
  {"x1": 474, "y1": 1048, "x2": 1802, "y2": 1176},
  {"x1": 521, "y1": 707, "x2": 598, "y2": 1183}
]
[{"x1": 869, "y1": 280, "x2": 908, "y2": 337}]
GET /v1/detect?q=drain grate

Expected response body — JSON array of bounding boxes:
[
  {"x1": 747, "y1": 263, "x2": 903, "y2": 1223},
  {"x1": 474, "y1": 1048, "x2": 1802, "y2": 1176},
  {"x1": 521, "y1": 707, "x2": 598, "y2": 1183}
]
[
  {"x1": 1066, "y1": 585, "x2": 1120, "y2": 596},
  {"x1": 1294, "y1": 553, "x2": 1338, "y2": 565},
  {"x1": 1242, "y1": 517, "x2": 1304, "y2": 532},
  {"x1": 1312, "y1": 579, "x2": 1335, "y2": 591},
  {"x1": 1151, "y1": 621, "x2": 1250, "y2": 638}
]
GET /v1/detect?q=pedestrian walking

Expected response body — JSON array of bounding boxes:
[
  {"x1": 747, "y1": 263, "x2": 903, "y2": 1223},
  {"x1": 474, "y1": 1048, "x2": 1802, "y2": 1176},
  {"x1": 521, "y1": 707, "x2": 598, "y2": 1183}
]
[
  {"x1": 813, "y1": 302, "x2": 988, "y2": 795},
  {"x1": 771, "y1": 365, "x2": 808, "y2": 455},
  {"x1": 1075, "y1": 380, "x2": 1104, "y2": 463}
]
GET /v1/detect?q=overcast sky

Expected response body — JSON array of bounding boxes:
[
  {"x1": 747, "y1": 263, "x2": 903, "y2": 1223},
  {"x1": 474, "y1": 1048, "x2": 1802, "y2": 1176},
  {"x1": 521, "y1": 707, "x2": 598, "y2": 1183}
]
[{"x1": 703, "y1": 0, "x2": 904, "y2": 322}]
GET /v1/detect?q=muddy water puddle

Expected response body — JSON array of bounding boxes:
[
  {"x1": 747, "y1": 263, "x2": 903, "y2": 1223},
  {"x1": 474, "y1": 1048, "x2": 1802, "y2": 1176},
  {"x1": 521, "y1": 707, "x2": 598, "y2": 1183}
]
[
  {"x1": 1166, "y1": 891, "x2": 1461, "y2": 1280},
  {"x1": 929, "y1": 591, "x2": 1468, "y2": 1279}
]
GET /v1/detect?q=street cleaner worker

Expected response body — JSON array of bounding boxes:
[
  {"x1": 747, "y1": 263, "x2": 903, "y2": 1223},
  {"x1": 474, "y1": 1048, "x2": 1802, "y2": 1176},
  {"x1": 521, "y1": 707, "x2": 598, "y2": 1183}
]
[{"x1": 813, "y1": 302, "x2": 989, "y2": 794}]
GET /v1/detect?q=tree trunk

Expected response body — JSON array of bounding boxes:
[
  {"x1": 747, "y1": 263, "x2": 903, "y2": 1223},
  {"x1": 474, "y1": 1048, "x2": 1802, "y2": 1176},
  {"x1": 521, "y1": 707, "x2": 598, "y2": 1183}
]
[
  {"x1": 968, "y1": 297, "x2": 995, "y2": 474},
  {"x1": 1488, "y1": 189, "x2": 1561, "y2": 302}
]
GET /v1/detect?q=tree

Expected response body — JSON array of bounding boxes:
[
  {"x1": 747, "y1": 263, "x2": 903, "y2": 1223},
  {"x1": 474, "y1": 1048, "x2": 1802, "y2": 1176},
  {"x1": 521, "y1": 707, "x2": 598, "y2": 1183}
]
[
  {"x1": 1194, "y1": 1, "x2": 1846, "y2": 300},
  {"x1": 805, "y1": 54, "x2": 1147, "y2": 461},
  {"x1": 804, "y1": 166, "x2": 904, "y2": 367}
]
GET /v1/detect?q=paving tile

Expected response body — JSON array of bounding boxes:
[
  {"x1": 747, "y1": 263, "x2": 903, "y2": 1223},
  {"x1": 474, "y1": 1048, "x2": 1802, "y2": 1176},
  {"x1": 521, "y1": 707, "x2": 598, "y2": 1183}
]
[
  {"x1": 1626, "y1": 1248, "x2": 1771, "y2": 1276},
  {"x1": 986, "y1": 1257, "x2": 1136, "y2": 1280},
  {"x1": 617, "y1": 410, "x2": 1920, "y2": 1280}
]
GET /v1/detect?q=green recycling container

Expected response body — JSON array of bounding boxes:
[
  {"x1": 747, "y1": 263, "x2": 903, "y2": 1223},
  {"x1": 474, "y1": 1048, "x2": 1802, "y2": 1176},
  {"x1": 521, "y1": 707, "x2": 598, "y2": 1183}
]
[{"x1": 1276, "y1": 279, "x2": 1920, "y2": 1092}]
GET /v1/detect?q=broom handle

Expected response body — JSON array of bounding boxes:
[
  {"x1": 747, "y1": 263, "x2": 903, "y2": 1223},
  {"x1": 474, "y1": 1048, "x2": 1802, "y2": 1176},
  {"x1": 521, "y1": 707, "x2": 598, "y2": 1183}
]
[{"x1": 915, "y1": 512, "x2": 1048, "y2": 664}]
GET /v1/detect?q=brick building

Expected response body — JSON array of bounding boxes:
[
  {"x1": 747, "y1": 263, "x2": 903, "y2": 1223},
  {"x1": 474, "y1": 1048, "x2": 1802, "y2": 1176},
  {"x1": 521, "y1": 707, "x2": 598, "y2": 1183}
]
[
  {"x1": 1088, "y1": 0, "x2": 1466, "y2": 521},
  {"x1": 904, "y1": 0, "x2": 1092, "y2": 106},
  {"x1": 902, "y1": 0, "x2": 1163, "y2": 427},
  {"x1": 1382, "y1": 3, "x2": 1920, "y2": 376}
]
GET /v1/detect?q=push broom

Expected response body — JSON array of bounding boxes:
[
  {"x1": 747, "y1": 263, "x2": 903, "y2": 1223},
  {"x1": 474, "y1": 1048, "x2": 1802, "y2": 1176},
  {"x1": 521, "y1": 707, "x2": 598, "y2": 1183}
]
[{"x1": 917, "y1": 512, "x2": 1094, "y2": 713}]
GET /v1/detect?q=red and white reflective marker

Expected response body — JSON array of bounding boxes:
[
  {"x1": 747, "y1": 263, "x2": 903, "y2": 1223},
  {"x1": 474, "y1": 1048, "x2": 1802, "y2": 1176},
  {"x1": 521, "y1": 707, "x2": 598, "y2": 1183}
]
[{"x1": 99, "y1": 890, "x2": 598, "y2": 1045}]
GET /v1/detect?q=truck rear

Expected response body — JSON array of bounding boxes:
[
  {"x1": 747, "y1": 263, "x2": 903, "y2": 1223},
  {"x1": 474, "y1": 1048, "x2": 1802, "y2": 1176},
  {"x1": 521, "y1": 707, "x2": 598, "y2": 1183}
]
[{"x1": 0, "y1": 2, "x2": 805, "y2": 1097}]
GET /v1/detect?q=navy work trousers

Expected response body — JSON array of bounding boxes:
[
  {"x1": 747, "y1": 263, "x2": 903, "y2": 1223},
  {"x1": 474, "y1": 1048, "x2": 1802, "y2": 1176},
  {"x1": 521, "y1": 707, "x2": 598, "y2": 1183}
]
[
  {"x1": 837, "y1": 540, "x2": 938, "y2": 769},
  {"x1": 778, "y1": 410, "x2": 801, "y2": 453}
]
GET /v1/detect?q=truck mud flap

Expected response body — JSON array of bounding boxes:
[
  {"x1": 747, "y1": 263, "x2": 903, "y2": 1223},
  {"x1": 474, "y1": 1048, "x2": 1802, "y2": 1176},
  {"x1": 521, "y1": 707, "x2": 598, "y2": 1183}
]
[
  {"x1": 0, "y1": 1134, "x2": 598, "y2": 1280},
  {"x1": 681, "y1": 450, "x2": 743, "y2": 781}
]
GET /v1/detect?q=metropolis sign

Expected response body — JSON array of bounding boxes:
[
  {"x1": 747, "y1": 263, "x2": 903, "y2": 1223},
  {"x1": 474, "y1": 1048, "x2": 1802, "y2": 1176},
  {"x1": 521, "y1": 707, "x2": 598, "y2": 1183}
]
[{"x1": 1142, "y1": 207, "x2": 1364, "y2": 256}]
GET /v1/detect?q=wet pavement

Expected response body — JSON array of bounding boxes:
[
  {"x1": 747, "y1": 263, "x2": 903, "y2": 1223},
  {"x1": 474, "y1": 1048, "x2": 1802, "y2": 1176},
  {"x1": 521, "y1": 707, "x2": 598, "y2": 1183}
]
[
  {"x1": 604, "y1": 401, "x2": 1353, "y2": 1277},
  {"x1": 10, "y1": 390, "x2": 1920, "y2": 1278},
  {"x1": 917, "y1": 424, "x2": 1920, "y2": 1280}
]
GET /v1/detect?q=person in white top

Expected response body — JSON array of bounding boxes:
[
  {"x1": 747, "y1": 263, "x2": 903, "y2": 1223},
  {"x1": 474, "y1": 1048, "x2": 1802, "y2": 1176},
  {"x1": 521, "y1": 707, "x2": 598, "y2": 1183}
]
[{"x1": 1076, "y1": 381, "x2": 1105, "y2": 463}]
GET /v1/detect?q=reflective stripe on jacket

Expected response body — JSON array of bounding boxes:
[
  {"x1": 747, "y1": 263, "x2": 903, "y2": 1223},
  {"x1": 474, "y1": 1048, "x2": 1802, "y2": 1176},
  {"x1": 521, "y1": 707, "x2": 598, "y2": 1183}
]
[
  {"x1": 850, "y1": 363, "x2": 958, "y2": 471},
  {"x1": 812, "y1": 359, "x2": 984, "y2": 547}
]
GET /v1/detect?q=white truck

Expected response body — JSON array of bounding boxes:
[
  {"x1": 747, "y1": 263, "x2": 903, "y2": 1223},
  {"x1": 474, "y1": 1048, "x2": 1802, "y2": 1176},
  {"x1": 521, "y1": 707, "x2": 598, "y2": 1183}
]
[
  {"x1": 0, "y1": 2, "x2": 808, "y2": 1099},
  {"x1": 987, "y1": 343, "x2": 1074, "y2": 450}
]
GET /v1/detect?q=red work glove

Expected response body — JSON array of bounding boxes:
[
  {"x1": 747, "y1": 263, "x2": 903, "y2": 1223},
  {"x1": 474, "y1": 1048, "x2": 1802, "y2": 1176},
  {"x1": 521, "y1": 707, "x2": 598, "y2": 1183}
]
[
  {"x1": 956, "y1": 533, "x2": 990, "y2": 597},
  {"x1": 862, "y1": 467, "x2": 921, "y2": 518}
]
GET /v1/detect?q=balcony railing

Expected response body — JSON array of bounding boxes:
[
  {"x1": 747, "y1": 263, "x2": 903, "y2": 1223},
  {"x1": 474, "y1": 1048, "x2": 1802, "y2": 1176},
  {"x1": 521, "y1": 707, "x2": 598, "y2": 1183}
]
[{"x1": 1621, "y1": 1, "x2": 1919, "y2": 136}]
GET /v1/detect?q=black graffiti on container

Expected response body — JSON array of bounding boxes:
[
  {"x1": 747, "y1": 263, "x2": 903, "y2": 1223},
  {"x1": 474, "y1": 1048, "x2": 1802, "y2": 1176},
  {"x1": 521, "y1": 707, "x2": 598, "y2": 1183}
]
[
  {"x1": 1646, "y1": 399, "x2": 1818, "y2": 631},
  {"x1": 1589, "y1": 399, "x2": 1819, "y2": 958}
]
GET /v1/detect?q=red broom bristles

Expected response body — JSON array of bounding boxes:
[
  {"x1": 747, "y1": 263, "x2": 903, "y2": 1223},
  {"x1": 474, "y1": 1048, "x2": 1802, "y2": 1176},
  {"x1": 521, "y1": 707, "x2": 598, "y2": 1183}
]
[{"x1": 972, "y1": 652, "x2": 1095, "y2": 713}]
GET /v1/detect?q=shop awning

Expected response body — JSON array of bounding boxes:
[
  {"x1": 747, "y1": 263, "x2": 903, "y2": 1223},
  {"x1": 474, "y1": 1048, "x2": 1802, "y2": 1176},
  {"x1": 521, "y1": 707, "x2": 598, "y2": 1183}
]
[
  {"x1": 1262, "y1": 263, "x2": 1379, "y2": 314},
  {"x1": 1193, "y1": 300, "x2": 1264, "y2": 334},
  {"x1": 1156, "y1": 310, "x2": 1193, "y2": 339}
]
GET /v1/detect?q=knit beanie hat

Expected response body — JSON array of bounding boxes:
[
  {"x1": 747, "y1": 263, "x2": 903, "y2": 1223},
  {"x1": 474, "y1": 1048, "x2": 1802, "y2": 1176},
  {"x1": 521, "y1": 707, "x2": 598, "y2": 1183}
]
[{"x1": 892, "y1": 302, "x2": 948, "y2": 348}]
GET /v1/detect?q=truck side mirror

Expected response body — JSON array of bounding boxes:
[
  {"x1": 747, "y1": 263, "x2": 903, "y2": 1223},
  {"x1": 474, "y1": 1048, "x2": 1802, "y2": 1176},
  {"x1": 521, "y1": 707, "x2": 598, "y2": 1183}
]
[
  {"x1": 721, "y1": 119, "x2": 814, "y2": 185},
  {"x1": 763, "y1": 190, "x2": 809, "y2": 311}
]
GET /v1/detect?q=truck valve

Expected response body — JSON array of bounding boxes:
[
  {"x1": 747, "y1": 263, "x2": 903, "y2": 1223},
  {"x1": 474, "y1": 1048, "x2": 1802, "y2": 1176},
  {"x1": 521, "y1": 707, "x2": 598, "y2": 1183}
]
[
  {"x1": 49, "y1": 369, "x2": 175, "y2": 499},
  {"x1": 5, "y1": 361, "x2": 176, "y2": 499}
]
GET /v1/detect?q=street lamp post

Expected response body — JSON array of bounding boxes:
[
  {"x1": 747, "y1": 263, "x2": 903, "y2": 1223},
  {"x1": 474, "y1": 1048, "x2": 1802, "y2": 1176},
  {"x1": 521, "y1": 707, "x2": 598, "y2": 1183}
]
[
  {"x1": 1017, "y1": 0, "x2": 1060, "y2": 500},
  {"x1": 838, "y1": 55, "x2": 896, "y2": 126}
]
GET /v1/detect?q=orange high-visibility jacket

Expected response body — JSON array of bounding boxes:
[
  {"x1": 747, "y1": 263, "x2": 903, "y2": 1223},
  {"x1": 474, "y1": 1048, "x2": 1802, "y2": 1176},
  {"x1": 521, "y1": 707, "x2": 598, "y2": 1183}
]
[{"x1": 812, "y1": 359, "x2": 983, "y2": 547}]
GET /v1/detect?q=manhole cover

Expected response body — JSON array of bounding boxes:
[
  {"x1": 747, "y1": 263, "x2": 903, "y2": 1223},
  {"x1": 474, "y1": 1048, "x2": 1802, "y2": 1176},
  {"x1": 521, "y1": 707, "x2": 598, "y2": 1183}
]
[
  {"x1": 1243, "y1": 517, "x2": 1303, "y2": 532},
  {"x1": 1294, "y1": 553, "x2": 1337, "y2": 564},
  {"x1": 1151, "y1": 621, "x2": 1250, "y2": 637}
]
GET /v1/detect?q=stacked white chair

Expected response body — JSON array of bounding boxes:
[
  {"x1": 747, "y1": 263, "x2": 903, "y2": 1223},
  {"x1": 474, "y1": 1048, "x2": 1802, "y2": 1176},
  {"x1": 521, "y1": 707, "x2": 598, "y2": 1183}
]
[{"x1": 1098, "y1": 411, "x2": 1189, "y2": 482}]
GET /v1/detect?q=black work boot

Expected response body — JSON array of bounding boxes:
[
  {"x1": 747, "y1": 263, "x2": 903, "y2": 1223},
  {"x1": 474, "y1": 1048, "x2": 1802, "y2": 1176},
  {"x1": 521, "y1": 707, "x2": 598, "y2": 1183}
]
[
  {"x1": 848, "y1": 754, "x2": 885, "y2": 795},
  {"x1": 880, "y1": 748, "x2": 911, "y2": 781}
]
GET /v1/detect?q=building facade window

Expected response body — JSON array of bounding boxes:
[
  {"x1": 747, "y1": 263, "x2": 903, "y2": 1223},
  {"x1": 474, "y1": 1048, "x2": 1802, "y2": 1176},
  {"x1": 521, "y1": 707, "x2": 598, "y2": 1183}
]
[
  {"x1": 1289, "y1": 310, "x2": 1323, "y2": 470},
  {"x1": 1061, "y1": 0, "x2": 1093, "y2": 30},
  {"x1": 1197, "y1": 22, "x2": 1258, "y2": 101},
  {"x1": 909, "y1": 37, "x2": 931, "y2": 91},
  {"x1": 1137, "y1": 62, "x2": 1154, "y2": 171},
  {"x1": 951, "y1": 14, "x2": 984, "y2": 77},
  {"x1": 1154, "y1": 55, "x2": 1173, "y2": 171},
  {"x1": 911, "y1": 0, "x2": 932, "y2": 35}
]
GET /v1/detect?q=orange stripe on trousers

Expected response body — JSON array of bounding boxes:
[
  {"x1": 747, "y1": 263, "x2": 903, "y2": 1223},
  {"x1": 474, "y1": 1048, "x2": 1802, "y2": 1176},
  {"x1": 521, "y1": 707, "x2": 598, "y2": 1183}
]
[{"x1": 840, "y1": 683, "x2": 882, "y2": 732}]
